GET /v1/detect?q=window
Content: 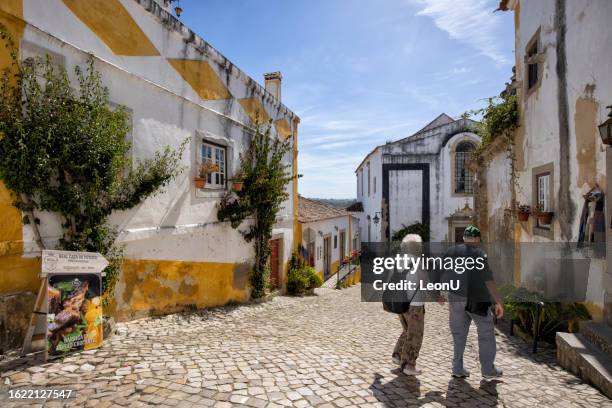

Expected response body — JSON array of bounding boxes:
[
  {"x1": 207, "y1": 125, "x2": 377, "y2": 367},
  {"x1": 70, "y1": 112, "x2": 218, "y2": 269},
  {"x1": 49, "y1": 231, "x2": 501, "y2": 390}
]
[
  {"x1": 360, "y1": 170, "x2": 363, "y2": 197},
  {"x1": 537, "y1": 173, "x2": 551, "y2": 226},
  {"x1": 454, "y1": 141, "x2": 475, "y2": 194},
  {"x1": 367, "y1": 162, "x2": 371, "y2": 197},
  {"x1": 334, "y1": 235, "x2": 338, "y2": 249},
  {"x1": 532, "y1": 163, "x2": 554, "y2": 237},
  {"x1": 373, "y1": 176, "x2": 376, "y2": 194},
  {"x1": 525, "y1": 30, "x2": 541, "y2": 93},
  {"x1": 201, "y1": 142, "x2": 226, "y2": 189}
]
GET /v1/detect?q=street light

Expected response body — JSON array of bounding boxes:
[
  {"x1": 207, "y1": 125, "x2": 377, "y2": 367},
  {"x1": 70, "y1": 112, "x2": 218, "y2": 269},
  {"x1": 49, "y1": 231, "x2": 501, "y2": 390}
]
[
  {"x1": 373, "y1": 212, "x2": 381, "y2": 225},
  {"x1": 599, "y1": 105, "x2": 612, "y2": 145}
]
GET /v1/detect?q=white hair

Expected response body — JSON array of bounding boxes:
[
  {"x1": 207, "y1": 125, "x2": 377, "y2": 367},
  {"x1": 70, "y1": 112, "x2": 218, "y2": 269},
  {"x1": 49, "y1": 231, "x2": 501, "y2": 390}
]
[{"x1": 400, "y1": 234, "x2": 422, "y2": 255}]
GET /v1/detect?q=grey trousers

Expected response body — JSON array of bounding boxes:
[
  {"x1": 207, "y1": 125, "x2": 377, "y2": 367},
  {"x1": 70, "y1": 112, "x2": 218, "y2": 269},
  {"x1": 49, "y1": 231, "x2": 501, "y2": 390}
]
[{"x1": 448, "y1": 297, "x2": 496, "y2": 375}]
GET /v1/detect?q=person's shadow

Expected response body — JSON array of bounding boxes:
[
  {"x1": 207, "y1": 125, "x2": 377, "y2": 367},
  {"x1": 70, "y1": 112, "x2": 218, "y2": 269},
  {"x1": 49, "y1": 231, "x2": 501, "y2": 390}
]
[
  {"x1": 369, "y1": 371, "x2": 421, "y2": 406},
  {"x1": 444, "y1": 377, "x2": 501, "y2": 407},
  {"x1": 370, "y1": 372, "x2": 501, "y2": 407}
]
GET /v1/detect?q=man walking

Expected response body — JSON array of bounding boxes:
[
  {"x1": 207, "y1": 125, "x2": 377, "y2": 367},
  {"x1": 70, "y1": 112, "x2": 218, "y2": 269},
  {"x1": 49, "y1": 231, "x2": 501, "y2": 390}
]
[{"x1": 442, "y1": 226, "x2": 504, "y2": 379}]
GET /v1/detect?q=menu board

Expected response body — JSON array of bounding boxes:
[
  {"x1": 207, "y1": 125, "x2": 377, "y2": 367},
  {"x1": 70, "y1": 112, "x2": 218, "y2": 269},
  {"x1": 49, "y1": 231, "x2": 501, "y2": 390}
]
[{"x1": 46, "y1": 273, "x2": 103, "y2": 356}]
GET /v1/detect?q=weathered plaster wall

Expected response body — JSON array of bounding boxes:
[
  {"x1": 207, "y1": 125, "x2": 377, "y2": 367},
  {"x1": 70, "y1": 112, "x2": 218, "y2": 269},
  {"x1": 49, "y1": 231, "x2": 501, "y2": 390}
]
[
  {"x1": 0, "y1": 0, "x2": 299, "y2": 325},
  {"x1": 511, "y1": 0, "x2": 612, "y2": 319}
]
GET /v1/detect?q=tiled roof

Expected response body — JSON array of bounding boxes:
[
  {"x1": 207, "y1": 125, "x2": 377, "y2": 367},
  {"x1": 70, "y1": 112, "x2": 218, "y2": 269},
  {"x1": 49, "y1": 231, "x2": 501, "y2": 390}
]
[{"x1": 298, "y1": 197, "x2": 349, "y2": 223}]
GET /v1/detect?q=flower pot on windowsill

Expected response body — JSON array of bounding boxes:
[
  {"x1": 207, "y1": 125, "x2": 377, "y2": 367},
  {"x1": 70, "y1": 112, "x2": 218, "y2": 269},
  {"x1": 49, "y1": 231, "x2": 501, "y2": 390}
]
[
  {"x1": 194, "y1": 177, "x2": 207, "y2": 189},
  {"x1": 537, "y1": 212, "x2": 554, "y2": 225},
  {"x1": 231, "y1": 180, "x2": 244, "y2": 192},
  {"x1": 518, "y1": 211, "x2": 530, "y2": 222}
]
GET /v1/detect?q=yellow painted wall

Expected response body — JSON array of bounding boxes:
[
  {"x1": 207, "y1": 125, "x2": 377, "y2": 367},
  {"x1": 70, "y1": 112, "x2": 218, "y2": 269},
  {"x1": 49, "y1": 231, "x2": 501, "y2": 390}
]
[
  {"x1": 111, "y1": 258, "x2": 249, "y2": 321},
  {"x1": 167, "y1": 59, "x2": 232, "y2": 101},
  {"x1": 0, "y1": 3, "x2": 41, "y2": 297},
  {"x1": 239, "y1": 97, "x2": 270, "y2": 124},
  {"x1": 62, "y1": 0, "x2": 159, "y2": 56}
]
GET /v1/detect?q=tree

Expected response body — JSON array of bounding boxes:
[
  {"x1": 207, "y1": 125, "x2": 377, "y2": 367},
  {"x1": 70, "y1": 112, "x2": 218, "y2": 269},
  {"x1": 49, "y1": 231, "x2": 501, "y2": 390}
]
[
  {"x1": 0, "y1": 26, "x2": 185, "y2": 305},
  {"x1": 217, "y1": 124, "x2": 296, "y2": 299}
]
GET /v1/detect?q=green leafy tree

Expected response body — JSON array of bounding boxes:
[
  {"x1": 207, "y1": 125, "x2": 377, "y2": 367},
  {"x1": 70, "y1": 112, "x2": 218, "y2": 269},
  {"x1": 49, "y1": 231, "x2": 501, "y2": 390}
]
[
  {"x1": 217, "y1": 124, "x2": 296, "y2": 299},
  {"x1": 0, "y1": 27, "x2": 185, "y2": 305}
]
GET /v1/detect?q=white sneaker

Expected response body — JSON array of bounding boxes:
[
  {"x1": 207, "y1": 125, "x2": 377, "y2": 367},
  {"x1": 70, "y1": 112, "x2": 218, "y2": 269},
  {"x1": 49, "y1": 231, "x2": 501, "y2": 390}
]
[
  {"x1": 402, "y1": 366, "x2": 422, "y2": 376},
  {"x1": 392, "y1": 355, "x2": 400, "y2": 365},
  {"x1": 452, "y1": 369, "x2": 470, "y2": 378},
  {"x1": 482, "y1": 367, "x2": 503, "y2": 379}
]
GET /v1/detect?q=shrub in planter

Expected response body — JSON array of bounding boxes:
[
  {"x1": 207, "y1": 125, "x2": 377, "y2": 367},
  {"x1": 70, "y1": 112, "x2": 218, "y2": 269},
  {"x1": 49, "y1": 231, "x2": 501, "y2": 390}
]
[
  {"x1": 287, "y1": 253, "x2": 322, "y2": 295},
  {"x1": 499, "y1": 286, "x2": 591, "y2": 344}
]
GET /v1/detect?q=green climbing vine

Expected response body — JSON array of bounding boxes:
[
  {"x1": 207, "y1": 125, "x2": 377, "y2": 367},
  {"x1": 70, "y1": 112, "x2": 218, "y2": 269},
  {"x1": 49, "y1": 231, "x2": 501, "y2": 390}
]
[
  {"x1": 217, "y1": 124, "x2": 297, "y2": 299},
  {"x1": 467, "y1": 93, "x2": 521, "y2": 207},
  {"x1": 0, "y1": 25, "x2": 185, "y2": 306}
]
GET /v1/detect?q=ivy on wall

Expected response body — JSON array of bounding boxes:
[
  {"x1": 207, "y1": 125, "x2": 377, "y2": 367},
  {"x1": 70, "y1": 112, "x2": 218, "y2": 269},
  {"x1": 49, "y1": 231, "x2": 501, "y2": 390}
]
[
  {"x1": 217, "y1": 124, "x2": 297, "y2": 299},
  {"x1": 0, "y1": 26, "x2": 185, "y2": 306}
]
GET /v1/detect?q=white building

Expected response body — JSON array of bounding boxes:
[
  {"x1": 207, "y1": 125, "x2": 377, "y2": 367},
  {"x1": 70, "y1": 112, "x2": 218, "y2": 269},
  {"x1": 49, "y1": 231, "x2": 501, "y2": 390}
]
[
  {"x1": 0, "y1": 0, "x2": 300, "y2": 328},
  {"x1": 352, "y1": 114, "x2": 480, "y2": 243},
  {"x1": 298, "y1": 197, "x2": 358, "y2": 281}
]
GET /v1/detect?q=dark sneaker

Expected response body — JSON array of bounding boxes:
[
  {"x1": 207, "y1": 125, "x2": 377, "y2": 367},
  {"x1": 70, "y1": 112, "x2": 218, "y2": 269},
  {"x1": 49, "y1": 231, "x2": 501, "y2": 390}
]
[
  {"x1": 482, "y1": 367, "x2": 503, "y2": 379},
  {"x1": 451, "y1": 369, "x2": 470, "y2": 378}
]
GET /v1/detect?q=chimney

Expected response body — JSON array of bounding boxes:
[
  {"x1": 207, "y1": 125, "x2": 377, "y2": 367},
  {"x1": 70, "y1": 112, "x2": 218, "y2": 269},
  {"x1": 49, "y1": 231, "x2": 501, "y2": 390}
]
[{"x1": 264, "y1": 72, "x2": 282, "y2": 101}]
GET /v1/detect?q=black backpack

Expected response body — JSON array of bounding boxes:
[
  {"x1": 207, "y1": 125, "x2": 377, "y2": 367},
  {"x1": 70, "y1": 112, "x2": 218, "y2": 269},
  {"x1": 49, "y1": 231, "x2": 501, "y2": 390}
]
[{"x1": 382, "y1": 268, "x2": 418, "y2": 314}]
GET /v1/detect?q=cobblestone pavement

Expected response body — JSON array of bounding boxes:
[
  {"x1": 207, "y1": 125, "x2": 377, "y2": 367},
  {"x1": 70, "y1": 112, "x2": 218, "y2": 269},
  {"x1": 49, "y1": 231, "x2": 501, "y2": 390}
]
[{"x1": 1, "y1": 285, "x2": 610, "y2": 407}]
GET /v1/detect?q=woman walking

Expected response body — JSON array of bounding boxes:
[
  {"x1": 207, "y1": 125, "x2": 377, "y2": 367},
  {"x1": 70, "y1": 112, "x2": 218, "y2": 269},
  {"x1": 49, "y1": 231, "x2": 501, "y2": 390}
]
[{"x1": 391, "y1": 234, "x2": 425, "y2": 376}]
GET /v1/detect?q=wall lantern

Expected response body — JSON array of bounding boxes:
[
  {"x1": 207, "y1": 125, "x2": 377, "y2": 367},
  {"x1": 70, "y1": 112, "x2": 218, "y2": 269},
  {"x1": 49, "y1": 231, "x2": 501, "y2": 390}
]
[
  {"x1": 318, "y1": 230, "x2": 323, "y2": 237},
  {"x1": 373, "y1": 212, "x2": 381, "y2": 225},
  {"x1": 334, "y1": 226, "x2": 339, "y2": 231},
  {"x1": 599, "y1": 105, "x2": 612, "y2": 145},
  {"x1": 175, "y1": 5, "x2": 183, "y2": 17}
]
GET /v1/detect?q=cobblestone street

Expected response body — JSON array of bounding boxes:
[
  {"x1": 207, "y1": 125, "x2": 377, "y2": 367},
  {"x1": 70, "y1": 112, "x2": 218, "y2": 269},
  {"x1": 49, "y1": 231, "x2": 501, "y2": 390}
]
[{"x1": 1, "y1": 285, "x2": 610, "y2": 407}]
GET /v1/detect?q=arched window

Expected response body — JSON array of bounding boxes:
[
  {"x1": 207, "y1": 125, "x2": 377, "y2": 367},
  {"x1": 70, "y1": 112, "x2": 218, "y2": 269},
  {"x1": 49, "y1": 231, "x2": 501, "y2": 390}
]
[{"x1": 454, "y1": 141, "x2": 475, "y2": 194}]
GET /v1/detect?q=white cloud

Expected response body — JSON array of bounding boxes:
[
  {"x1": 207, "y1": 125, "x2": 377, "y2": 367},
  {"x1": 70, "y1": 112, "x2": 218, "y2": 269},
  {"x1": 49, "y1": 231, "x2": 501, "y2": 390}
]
[{"x1": 413, "y1": 0, "x2": 510, "y2": 64}]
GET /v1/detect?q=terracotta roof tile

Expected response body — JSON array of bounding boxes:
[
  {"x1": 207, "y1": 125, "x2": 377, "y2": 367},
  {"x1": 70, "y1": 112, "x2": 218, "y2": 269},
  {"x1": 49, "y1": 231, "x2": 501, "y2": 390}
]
[{"x1": 298, "y1": 196, "x2": 349, "y2": 223}]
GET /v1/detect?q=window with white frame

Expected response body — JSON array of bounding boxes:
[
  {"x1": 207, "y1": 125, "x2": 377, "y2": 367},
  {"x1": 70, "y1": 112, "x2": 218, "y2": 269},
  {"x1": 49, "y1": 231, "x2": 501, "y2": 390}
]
[
  {"x1": 201, "y1": 142, "x2": 226, "y2": 189},
  {"x1": 536, "y1": 172, "x2": 551, "y2": 227}
]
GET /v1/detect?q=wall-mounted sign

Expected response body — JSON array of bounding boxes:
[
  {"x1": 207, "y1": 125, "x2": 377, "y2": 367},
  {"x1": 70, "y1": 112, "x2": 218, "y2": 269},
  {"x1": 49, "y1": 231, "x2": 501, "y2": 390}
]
[{"x1": 42, "y1": 250, "x2": 109, "y2": 275}]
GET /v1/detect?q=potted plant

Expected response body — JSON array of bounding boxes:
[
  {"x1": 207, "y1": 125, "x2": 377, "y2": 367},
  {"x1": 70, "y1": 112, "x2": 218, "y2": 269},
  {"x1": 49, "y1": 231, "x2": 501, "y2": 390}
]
[
  {"x1": 517, "y1": 204, "x2": 531, "y2": 222},
  {"x1": 535, "y1": 204, "x2": 554, "y2": 225},
  {"x1": 194, "y1": 161, "x2": 219, "y2": 189},
  {"x1": 230, "y1": 171, "x2": 245, "y2": 192}
]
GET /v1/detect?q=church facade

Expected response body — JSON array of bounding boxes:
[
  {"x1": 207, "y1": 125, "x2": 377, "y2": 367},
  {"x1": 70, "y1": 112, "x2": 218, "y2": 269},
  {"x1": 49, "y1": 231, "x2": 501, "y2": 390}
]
[{"x1": 350, "y1": 114, "x2": 480, "y2": 243}]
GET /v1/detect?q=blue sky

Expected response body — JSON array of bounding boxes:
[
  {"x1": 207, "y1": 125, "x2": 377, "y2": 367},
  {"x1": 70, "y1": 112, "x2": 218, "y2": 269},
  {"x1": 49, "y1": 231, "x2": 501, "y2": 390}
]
[{"x1": 179, "y1": 0, "x2": 515, "y2": 199}]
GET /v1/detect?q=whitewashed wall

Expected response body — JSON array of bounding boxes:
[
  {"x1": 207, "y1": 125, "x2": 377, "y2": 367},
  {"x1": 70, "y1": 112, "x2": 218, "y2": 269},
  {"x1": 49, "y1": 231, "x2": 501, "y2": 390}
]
[
  {"x1": 17, "y1": 0, "x2": 297, "y2": 269},
  {"x1": 301, "y1": 217, "x2": 350, "y2": 275}
]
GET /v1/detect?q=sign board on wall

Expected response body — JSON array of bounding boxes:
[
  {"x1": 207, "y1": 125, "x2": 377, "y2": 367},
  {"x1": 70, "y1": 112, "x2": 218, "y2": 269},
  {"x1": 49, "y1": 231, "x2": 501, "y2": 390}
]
[{"x1": 42, "y1": 250, "x2": 109, "y2": 275}]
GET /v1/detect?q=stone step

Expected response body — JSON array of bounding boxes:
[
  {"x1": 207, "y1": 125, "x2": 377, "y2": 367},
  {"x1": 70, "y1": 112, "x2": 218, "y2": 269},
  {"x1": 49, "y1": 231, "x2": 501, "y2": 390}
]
[
  {"x1": 556, "y1": 332, "x2": 612, "y2": 399},
  {"x1": 580, "y1": 320, "x2": 612, "y2": 359}
]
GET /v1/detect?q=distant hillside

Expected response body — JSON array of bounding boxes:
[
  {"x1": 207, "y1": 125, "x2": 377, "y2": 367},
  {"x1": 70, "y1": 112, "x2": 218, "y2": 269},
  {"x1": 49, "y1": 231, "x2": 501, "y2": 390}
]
[{"x1": 307, "y1": 198, "x2": 357, "y2": 210}]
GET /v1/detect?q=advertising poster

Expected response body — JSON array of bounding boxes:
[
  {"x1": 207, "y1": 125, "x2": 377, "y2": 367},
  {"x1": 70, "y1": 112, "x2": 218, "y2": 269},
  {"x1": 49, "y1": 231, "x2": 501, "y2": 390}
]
[{"x1": 46, "y1": 273, "x2": 103, "y2": 357}]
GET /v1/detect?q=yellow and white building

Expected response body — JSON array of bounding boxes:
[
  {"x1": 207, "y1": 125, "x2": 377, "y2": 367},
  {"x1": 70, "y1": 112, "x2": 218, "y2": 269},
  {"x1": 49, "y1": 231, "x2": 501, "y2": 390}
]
[{"x1": 0, "y1": 0, "x2": 300, "y2": 337}]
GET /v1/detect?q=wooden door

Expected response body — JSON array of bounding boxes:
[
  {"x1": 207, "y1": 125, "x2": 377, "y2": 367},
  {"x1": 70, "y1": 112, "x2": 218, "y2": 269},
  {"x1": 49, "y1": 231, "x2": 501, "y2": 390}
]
[
  {"x1": 323, "y1": 236, "x2": 331, "y2": 279},
  {"x1": 269, "y1": 239, "x2": 280, "y2": 289},
  {"x1": 339, "y1": 231, "x2": 346, "y2": 262},
  {"x1": 454, "y1": 227, "x2": 466, "y2": 243}
]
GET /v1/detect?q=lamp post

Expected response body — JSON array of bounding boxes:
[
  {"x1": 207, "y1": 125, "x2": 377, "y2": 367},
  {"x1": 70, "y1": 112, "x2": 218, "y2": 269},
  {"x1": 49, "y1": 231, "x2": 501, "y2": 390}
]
[
  {"x1": 599, "y1": 105, "x2": 612, "y2": 145},
  {"x1": 373, "y1": 212, "x2": 381, "y2": 225}
]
